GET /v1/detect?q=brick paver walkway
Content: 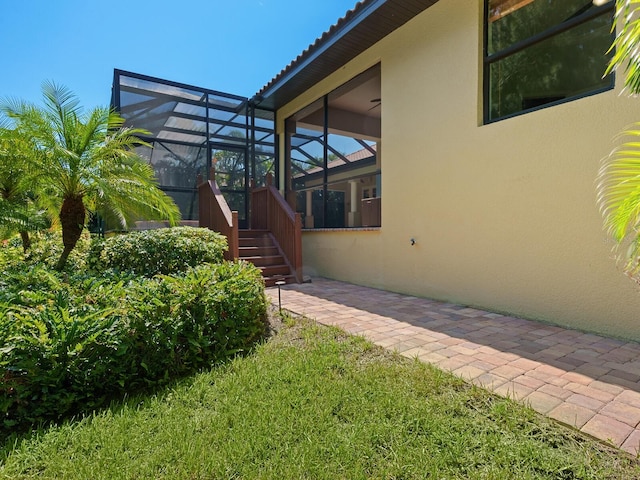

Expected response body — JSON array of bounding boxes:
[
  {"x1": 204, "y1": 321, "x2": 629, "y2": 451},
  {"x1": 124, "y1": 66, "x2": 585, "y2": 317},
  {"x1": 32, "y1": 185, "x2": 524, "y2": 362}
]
[{"x1": 266, "y1": 278, "x2": 640, "y2": 454}]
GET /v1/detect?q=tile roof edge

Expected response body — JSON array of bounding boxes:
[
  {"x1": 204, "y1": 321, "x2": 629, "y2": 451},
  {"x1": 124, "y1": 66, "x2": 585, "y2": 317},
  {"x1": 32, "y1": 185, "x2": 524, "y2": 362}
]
[{"x1": 255, "y1": 0, "x2": 374, "y2": 99}]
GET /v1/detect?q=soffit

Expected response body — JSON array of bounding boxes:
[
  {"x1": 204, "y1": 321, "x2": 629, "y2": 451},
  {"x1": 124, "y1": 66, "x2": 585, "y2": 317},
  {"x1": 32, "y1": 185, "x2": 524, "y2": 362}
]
[{"x1": 255, "y1": 0, "x2": 441, "y2": 111}]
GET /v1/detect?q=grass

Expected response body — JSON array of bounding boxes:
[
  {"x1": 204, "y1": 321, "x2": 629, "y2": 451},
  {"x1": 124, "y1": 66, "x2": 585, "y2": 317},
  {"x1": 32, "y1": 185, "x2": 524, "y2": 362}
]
[{"x1": 1, "y1": 315, "x2": 638, "y2": 479}]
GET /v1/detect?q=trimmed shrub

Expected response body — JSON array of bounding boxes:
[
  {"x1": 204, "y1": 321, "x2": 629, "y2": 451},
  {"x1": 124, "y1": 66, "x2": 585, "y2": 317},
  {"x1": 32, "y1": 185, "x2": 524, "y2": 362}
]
[
  {"x1": 112, "y1": 261, "x2": 267, "y2": 390},
  {"x1": 0, "y1": 261, "x2": 267, "y2": 434},
  {"x1": 88, "y1": 227, "x2": 227, "y2": 276}
]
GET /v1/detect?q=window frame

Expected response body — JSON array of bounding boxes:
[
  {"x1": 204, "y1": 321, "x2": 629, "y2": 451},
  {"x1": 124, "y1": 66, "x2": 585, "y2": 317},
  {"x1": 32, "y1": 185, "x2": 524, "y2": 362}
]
[{"x1": 482, "y1": 0, "x2": 616, "y2": 124}]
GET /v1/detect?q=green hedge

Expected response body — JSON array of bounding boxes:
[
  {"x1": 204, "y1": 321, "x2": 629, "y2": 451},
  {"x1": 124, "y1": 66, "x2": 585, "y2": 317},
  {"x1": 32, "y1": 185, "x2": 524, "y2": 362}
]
[
  {"x1": 88, "y1": 227, "x2": 228, "y2": 276},
  {"x1": 0, "y1": 261, "x2": 267, "y2": 434}
]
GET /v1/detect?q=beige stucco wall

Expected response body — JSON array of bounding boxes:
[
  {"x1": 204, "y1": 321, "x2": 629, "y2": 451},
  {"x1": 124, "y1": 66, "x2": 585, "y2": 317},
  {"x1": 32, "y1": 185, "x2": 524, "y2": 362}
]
[{"x1": 276, "y1": 0, "x2": 640, "y2": 340}]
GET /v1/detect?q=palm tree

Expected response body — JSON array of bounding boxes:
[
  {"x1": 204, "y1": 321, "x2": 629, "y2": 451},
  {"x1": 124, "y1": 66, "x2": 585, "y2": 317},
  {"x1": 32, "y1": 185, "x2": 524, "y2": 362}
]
[
  {"x1": 596, "y1": 0, "x2": 640, "y2": 280},
  {"x1": 0, "y1": 126, "x2": 47, "y2": 251},
  {"x1": 1, "y1": 81, "x2": 181, "y2": 269}
]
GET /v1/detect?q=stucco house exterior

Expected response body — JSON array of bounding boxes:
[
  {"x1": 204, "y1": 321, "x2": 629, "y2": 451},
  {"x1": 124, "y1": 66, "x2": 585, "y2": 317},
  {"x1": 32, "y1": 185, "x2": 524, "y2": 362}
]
[{"x1": 115, "y1": 0, "x2": 640, "y2": 341}]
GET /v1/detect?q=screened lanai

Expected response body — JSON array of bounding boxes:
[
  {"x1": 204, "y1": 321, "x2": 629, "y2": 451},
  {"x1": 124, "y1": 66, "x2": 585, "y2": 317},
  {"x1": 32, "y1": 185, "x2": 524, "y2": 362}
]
[
  {"x1": 285, "y1": 63, "x2": 381, "y2": 229},
  {"x1": 111, "y1": 70, "x2": 277, "y2": 228}
]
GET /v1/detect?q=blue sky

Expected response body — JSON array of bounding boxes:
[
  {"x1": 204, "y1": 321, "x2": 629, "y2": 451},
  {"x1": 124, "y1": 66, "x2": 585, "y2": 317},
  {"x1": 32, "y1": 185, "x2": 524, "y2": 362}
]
[{"x1": 0, "y1": 1, "x2": 357, "y2": 108}]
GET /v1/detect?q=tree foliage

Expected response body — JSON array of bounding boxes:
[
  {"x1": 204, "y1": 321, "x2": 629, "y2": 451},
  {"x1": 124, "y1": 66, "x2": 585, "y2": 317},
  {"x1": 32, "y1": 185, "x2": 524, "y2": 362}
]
[
  {"x1": 1, "y1": 81, "x2": 181, "y2": 269},
  {"x1": 0, "y1": 126, "x2": 48, "y2": 251},
  {"x1": 596, "y1": 0, "x2": 640, "y2": 280}
]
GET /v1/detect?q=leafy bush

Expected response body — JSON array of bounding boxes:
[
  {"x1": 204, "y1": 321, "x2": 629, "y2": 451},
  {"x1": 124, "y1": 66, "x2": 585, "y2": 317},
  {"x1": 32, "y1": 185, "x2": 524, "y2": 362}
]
[
  {"x1": 0, "y1": 294, "x2": 123, "y2": 426},
  {"x1": 88, "y1": 227, "x2": 227, "y2": 276},
  {"x1": 1, "y1": 231, "x2": 91, "y2": 272},
  {"x1": 0, "y1": 253, "x2": 267, "y2": 434},
  {"x1": 113, "y1": 262, "x2": 267, "y2": 390}
]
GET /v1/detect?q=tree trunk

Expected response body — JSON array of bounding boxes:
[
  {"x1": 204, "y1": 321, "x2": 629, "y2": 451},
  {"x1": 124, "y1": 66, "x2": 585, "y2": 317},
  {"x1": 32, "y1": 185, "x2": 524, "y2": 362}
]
[
  {"x1": 19, "y1": 230, "x2": 30, "y2": 253},
  {"x1": 56, "y1": 194, "x2": 85, "y2": 270}
]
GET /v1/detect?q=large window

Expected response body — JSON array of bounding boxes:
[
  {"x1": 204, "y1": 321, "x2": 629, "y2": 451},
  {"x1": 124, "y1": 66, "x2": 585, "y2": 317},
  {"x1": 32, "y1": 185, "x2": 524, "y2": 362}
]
[
  {"x1": 484, "y1": 0, "x2": 615, "y2": 123},
  {"x1": 286, "y1": 65, "x2": 381, "y2": 229}
]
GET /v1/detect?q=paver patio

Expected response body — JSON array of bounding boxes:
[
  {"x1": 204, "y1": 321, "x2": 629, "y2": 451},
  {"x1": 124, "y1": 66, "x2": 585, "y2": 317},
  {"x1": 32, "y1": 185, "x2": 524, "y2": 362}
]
[{"x1": 266, "y1": 278, "x2": 640, "y2": 455}]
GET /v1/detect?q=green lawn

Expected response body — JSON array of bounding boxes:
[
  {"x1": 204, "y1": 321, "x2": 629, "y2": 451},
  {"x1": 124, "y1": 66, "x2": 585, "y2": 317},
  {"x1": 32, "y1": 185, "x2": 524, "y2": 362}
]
[{"x1": 1, "y1": 316, "x2": 638, "y2": 479}]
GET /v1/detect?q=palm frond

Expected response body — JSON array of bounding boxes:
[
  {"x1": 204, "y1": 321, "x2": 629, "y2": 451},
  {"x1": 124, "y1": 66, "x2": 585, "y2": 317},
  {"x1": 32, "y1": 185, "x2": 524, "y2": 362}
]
[
  {"x1": 605, "y1": 1, "x2": 640, "y2": 94},
  {"x1": 0, "y1": 200, "x2": 49, "y2": 238},
  {"x1": 596, "y1": 123, "x2": 640, "y2": 276},
  {"x1": 91, "y1": 151, "x2": 181, "y2": 229},
  {"x1": 41, "y1": 80, "x2": 81, "y2": 120},
  {"x1": 41, "y1": 80, "x2": 85, "y2": 154},
  {"x1": 78, "y1": 107, "x2": 109, "y2": 155}
]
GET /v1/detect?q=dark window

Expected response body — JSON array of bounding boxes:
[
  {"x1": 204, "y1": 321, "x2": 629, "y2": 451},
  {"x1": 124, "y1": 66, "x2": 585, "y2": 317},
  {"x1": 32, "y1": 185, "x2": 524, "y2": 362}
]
[{"x1": 484, "y1": 0, "x2": 615, "y2": 123}]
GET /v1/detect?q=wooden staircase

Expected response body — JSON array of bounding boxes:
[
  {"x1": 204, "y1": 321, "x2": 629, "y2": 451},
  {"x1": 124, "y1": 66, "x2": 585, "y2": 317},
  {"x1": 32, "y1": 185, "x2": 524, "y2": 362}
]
[
  {"x1": 239, "y1": 229, "x2": 296, "y2": 287},
  {"x1": 199, "y1": 170, "x2": 302, "y2": 288}
]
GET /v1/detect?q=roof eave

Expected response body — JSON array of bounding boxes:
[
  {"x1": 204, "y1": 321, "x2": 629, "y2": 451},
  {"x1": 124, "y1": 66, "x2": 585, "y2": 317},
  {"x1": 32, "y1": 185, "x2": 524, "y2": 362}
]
[{"x1": 255, "y1": 0, "x2": 440, "y2": 111}]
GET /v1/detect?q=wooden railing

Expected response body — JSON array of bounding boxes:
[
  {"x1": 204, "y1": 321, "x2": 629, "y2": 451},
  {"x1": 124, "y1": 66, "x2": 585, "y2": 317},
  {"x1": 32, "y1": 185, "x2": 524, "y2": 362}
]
[
  {"x1": 198, "y1": 170, "x2": 239, "y2": 261},
  {"x1": 251, "y1": 174, "x2": 303, "y2": 282}
]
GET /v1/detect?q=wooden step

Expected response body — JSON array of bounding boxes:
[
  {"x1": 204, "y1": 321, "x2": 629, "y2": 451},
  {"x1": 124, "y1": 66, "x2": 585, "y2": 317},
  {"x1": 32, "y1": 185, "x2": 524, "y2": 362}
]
[
  {"x1": 239, "y1": 236, "x2": 274, "y2": 247},
  {"x1": 239, "y1": 229, "x2": 269, "y2": 237},
  {"x1": 239, "y1": 245, "x2": 279, "y2": 257},
  {"x1": 259, "y1": 264, "x2": 291, "y2": 277},
  {"x1": 240, "y1": 255, "x2": 285, "y2": 267},
  {"x1": 237, "y1": 229, "x2": 297, "y2": 286}
]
